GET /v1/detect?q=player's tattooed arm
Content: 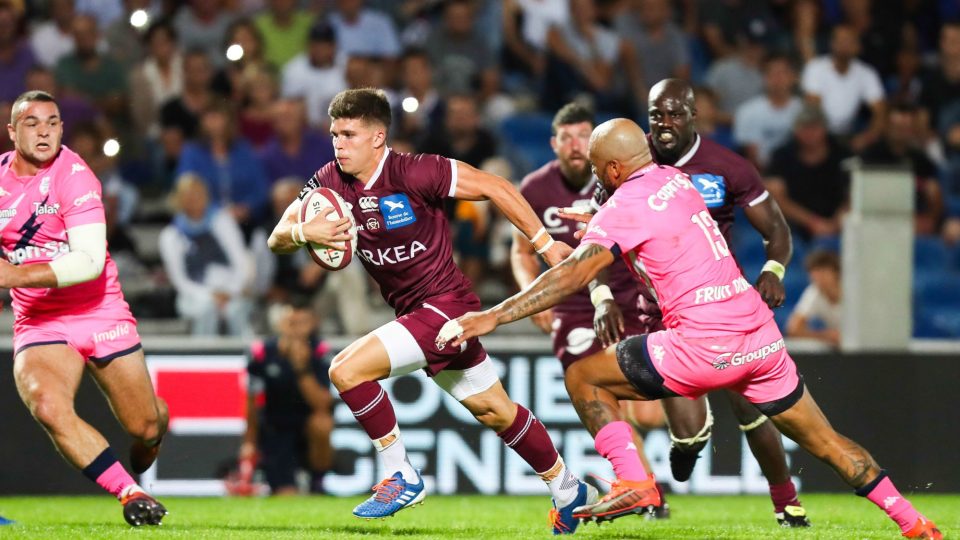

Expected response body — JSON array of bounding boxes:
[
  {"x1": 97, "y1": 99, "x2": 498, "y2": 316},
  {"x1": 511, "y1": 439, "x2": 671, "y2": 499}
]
[
  {"x1": 589, "y1": 268, "x2": 625, "y2": 348},
  {"x1": 436, "y1": 243, "x2": 614, "y2": 350},
  {"x1": 492, "y1": 243, "x2": 614, "y2": 325}
]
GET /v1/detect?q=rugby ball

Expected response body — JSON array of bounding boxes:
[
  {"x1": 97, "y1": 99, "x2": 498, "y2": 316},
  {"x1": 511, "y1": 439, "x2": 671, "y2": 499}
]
[{"x1": 299, "y1": 187, "x2": 357, "y2": 270}]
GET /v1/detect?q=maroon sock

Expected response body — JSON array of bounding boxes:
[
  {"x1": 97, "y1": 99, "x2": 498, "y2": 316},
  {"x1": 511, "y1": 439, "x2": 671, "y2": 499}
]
[
  {"x1": 339, "y1": 381, "x2": 396, "y2": 440},
  {"x1": 497, "y1": 404, "x2": 559, "y2": 474},
  {"x1": 770, "y1": 480, "x2": 800, "y2": 513}
]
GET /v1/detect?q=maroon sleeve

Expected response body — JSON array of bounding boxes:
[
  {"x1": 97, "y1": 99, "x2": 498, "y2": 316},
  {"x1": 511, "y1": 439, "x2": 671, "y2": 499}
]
[
  {"x1": 726, "y1": 152, "x2": 768, "y2": 208},
  {"x1": 398, "y1": 153, "x2": 456, "y2": 204}
]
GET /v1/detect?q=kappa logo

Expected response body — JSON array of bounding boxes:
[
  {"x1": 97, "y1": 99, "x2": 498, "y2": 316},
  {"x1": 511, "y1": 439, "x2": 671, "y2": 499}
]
[
  {"x1": 359, "y1": 196, "x2": 379, "y2": 212},
  {"x1": 883, "y1": 496, "x2": 900, "y2": 509},
  {"x1": 651, "y1": 344, "x2": 665, "y2": 363},
  {"x1": 70, "y1": 163, "x2": 86, "y2": 175},
  {"x1": 0, "y1": 187, "x2": 10, "y2": 197}
]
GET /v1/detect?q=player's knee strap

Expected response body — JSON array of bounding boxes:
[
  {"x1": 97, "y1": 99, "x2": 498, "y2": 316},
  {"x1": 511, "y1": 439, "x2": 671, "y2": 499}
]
[
  {"x1": 669, "y1": 399, "x2": 713, "y2": 448},
  {"x1": 738, "y1": 414, "x2": 769, "y2": 432}
]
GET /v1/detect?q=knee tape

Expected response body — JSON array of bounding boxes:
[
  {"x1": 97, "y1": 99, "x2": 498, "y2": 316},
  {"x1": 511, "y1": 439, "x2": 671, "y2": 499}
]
[
  {"x1": 669, "y1": 399, "x2": 714, "y2": 449},
  {"x1": 739, "y1": 414, "x2": 769, "y2": 432}
]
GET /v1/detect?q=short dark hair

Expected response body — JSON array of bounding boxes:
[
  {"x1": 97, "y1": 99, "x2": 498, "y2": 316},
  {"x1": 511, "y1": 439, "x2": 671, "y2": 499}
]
[
  {"x1": 10, "y1": 90, "x2": 57, "y2": 125},
  {"x1": 552, "y1": 102, "x2": 594, "y2": 134},
  {"x1": 143, "y1": 18, "x2": 177, "y2": 46},
  {"x1": 805, "y1": 249, "x2": 840, "y2": 273},
  {"x1": 328, "y1": 88, "x2": 392, "y2": 130},
  {"x1": 286, "y1": 294, "x2": 314, "y2": 312},
  {"x1": 762, "y1": 52, "x2": 796, "y2": 71}
]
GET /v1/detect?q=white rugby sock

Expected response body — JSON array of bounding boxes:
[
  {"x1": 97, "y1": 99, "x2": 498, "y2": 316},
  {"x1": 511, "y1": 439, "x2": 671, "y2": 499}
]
[
  {"x1": 544, "y1": 459, "x2": 580, "y2": 508},
  {"x1": 373, "y1": 424, "x2": 418, "y2": 483}
]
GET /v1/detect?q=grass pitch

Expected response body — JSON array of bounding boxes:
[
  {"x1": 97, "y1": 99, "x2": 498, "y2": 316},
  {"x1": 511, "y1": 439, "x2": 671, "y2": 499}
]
[{"x1": 0, "y1": 494, "x2": 956, "y2": 539}]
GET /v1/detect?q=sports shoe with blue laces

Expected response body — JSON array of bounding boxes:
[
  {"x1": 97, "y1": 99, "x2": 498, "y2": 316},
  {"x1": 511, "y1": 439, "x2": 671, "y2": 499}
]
[
  {"x1": 549, "y1": 481, "x2": 598, "y2": 535},
  {"x1": 353, "y1": 471, "x2": 425, "y2": 519},
  {"x1": 0, "y1": 515, "x2": 13, "y2": 525}
]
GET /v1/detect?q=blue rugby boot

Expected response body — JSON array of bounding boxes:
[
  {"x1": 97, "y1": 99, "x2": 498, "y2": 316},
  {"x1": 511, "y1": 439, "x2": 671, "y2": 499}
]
[{"x1": 353, "y1": 471, "x2": 425, "y2": 519}]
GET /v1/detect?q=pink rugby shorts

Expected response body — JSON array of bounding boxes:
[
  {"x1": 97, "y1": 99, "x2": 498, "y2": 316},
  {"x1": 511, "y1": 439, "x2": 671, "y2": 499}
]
[{"x1": 13, "y1": 298, "x2": 142, "y2": 362}]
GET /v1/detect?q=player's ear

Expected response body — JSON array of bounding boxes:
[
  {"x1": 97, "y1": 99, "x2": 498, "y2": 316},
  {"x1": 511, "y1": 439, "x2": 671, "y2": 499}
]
[
  {"x1": 7, "y1": 123, "x2": 14, "y2": 143},
  {"x1": 549, "y1": 136, "x2": 558, "y2": 154},
  {"x1": 373, "y1": 126, "x2": 386, "y2": 148}
]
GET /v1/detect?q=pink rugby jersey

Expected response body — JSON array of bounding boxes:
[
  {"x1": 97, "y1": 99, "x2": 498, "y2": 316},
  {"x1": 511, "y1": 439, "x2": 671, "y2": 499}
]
[
  {"x1": 580, "y1": 163, "x2": 772, "y2": 337},
  {"x1": 0, "y1": 147, "x2": 123, "y2": 316}
]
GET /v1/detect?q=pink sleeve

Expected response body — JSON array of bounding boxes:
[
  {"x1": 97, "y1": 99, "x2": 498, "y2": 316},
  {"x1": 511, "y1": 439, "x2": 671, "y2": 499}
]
[
  {"x1": 580, "y1": 204, "x2": 646, "y2": 255},
  {"x1": 58, "y1": 161, "x2": 105, "y2": 229}
]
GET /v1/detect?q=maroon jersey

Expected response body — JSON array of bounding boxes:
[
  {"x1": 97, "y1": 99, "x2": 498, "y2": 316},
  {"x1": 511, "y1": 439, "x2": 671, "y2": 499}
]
[
  {"x1": 519, "y1": 161, "x2": 639, "y2": 317},
  {"x1": 650, "y1": 133, "x2": 767, "y2": 245},
  {"x1": 299, "y1": 150, "x2": 474, "y2": 315}
]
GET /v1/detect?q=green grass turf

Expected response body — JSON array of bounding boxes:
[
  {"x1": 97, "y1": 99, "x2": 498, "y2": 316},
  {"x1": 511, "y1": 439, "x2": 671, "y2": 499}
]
[{"x1": 0, "y1": 494, "x2": 956, "y2": 539}]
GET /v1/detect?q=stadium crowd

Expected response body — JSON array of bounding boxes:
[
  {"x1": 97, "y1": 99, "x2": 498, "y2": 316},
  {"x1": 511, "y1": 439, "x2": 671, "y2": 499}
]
[{"x1": 2, "y1": 0, "x2": 960, "y2": 340}]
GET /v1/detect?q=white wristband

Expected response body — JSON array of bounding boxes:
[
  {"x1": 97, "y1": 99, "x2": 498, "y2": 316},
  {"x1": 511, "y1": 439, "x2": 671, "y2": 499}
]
[
  {"x1": 535, "y1": 238, "x2": 555, "y2": 254},
  {"x1": 529, "y1": 227, "x2": 547, "y2": 245},
  {"x1": 590, "y1": 285, "x2": 614, "y2": 307},
  {"x1": 761, "y1": 260, "x2": 786, "y2": 281}
]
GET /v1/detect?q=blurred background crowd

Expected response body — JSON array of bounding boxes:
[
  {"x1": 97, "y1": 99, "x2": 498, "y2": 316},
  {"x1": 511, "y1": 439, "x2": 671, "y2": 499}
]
[{"x1": 2, "y1": 0, "x2": 960, "y2": 341}]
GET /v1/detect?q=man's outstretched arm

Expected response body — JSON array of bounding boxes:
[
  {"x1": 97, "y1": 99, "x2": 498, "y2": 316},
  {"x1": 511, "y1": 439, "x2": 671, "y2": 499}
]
[{"x1": 436, "y1": 243, "x2": 614, "y2": 349}]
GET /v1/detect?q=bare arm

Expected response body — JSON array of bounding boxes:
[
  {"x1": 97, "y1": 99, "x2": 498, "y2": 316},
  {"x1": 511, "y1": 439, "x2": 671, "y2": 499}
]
[
  {"x1": 436, "y1": 243, "x2": 614, "y2": 349},
  {"x1": 851, "y1": 100, "x2": 887, "y2": 152},
  {"x1": 296, "y1": 373, "x2": 333, "y2": 412},
  {"x1": 510, "y1": 228, "x2": 554, "y2": 333},
  {"x1": 455, "y1": 161, "x2": 572, "y2": 265},
  {"x1": 787, "y1": 312, "x2": 840, "y2": 346},
  {"x1": 267, "y1": 198, "x2": 352, "y2": 254},
  {"x1": 744, "y1": 196, "x2": 793, "y2": 307}
]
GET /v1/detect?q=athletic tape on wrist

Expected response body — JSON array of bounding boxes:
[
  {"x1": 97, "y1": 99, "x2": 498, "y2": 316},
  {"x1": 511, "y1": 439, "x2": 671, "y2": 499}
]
[
  {"x1": 535, "y1": 238, "x2": 556, "y2": 255},
  {"x1": 291, "y1": 224, "x2": 305, "y2": 246},
  {"x1": 762, "y1": 260, "x2": 786, "y2": 281},
  {"x1": 528, "y1": 227, "x2": 547, "y2": 245},
  {"x1": 590, "y1": 285, "x2": 614, "y2": 307}
]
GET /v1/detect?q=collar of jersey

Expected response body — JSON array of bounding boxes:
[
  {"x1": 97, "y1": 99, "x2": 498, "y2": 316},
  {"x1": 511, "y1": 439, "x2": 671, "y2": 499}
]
[
  {"x1": 672, "y1": 134, "x2": 701, "y2": 168},
  {"x1": 363, "y1": 147, "x2": 392, "y2": 190}
]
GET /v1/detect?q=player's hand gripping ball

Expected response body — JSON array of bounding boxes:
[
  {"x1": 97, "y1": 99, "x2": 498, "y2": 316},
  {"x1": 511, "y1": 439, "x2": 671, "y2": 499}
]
[{"x1": 299, "y1": 187, "x2": 357, "y2": 270}]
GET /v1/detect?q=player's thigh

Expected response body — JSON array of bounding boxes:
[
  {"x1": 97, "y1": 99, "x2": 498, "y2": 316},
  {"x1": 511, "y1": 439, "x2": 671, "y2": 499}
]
[
  {"x1": 327, "y1": 331, "x2": 393, "y2": 389},
  {"x1": 86, "y1": 347, "x2": 163, "y2": 437},
  {"x1": 768, "y1": 386, "x2": 838, "y2": 453},
  {"x1": 661, "y1": 395, "x2": 710, "y2": 437},
  {"x1": 724, "y1": 388, "x2": 766, "y2": 424},
  {"x1": 13, "y1": 344, "x2": 86, "y2": 419},
  {"x1": 565, "y1": 344, "x2": 650, "y2": 401}
]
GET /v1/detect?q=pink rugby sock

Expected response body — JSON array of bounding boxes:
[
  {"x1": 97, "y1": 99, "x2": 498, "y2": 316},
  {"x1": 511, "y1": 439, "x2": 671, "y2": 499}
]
[
  {"x1": 857, "y1": 472, "x2": 920, "y2": 533},
  {"x1": 81, "y1": 448, "x2": 137, "y2": 500},
  {"x1": 594, "y1": 421, "x2": 648, "y2": 481}
]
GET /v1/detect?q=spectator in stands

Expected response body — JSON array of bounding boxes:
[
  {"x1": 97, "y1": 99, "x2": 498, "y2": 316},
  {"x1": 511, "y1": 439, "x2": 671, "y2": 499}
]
[
  {"x1": 75, "y1": 0, "x2": 124, "y2": 29},
  {"x1": 29, "y1": 0, "x2": 76, "y2": 69},
  {"x1": 697, "y1": 0, "x2": 778, "y2": 60},
  {"x1": 417, "y1": 93, "x2": 498, "y2": 285},
  {"x1": 395, "y1": 48, "x2": 444, "y2": 141},
  {"x1": 787, "y1": 250, "x2": 842, "y2": 347},
  {"x1": 885, "y1": 46, "x2": 924, "y2": 106},
  {"x1": 159, "y1": 173, "x2": 253, "y2": 336},
  {"x1": 704, "y1": 20, "x2": 768, "y2": 125},
  {"x1": 329, "y1": 0, "x2": 401, "y2": 62},
  {"x1": 55, "y1": 14, "x2": 128, "y2": 124},
  {"x1": 259, "y1": 98, "x2": 334, "y2": 184},
  {"x1": 789, "y1": 0, "x2": 828, "y2": 65},
  {"x1": 173, "y1": 0, "x2": 235, "y2": 67},
  {"x1": 542, "y1": 0, "x2": 641, "y2": 115},
  {"x1": 237, "y1": 67, "x2": 278, "y2": 148},
  {"x1": 425, "y1": 0, "x2": 498, "y2": 100},
  {"x1": 500, "y1": 0, "x2": 569, "y2": 83},
  {"x1": 0, "y1": 1, "x2": 35, "y2": 102},
  {"x1": 766, "y1": 103, "x2": 851, "y2": 240},
  {"x1": 215, "y1": 18, "x2": 272, "y2": 103},
  {"x1": 130, "y1": 20, "x2": 183, "y2": 141},
  {"x1": 693, "y1": 86, "x2": 735, "y2": 150},
  {"x1": 158, "y1": 48, "x2": 217, "y2": 185},
  {"x1": 860, "y1": 104, "x2": 944, "y2": 235},
  {"x1": 839, "y1": 0, "x2": 901, "y2": 78},
  {"x1": 104, "y1": 0, "x2": 153, "y2": 68},
  {"x1": 801, "y1": 24, "x2": 886, "y2": 152},
  {"x1": 176, "y1": 99, "x2": 270, "y2": 233},
  {"x1": 240, "y1": 297, "x2": 334, "y2": 495},
  {"x1": 254, "y1": 0, "x2": 314, "y2": 70},
  {"x1": 613, "y1": 0, "x2": 690, "y2": 87},
  {"x1": 281, "y1": 21, "x2": 346, "y2": 128},
  {"x1": 734, "y1": 53, "x2": 803, "y2": 170},
  {"x1": 919, "y1": 22, "x2": 960, "y2": 140}
]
